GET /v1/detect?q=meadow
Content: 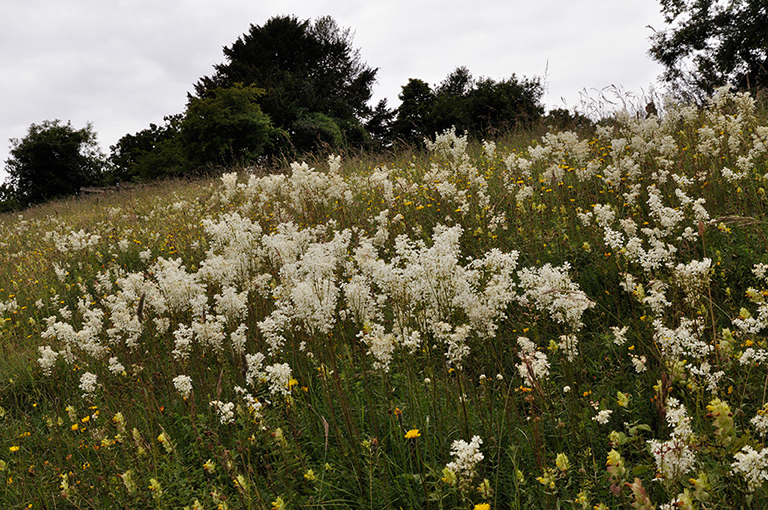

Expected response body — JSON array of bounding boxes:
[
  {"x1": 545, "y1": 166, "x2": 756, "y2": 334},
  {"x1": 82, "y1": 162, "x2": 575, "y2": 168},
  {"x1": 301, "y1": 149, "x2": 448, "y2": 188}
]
[{"x1": 1, "y1": 87, "x2": 768, "y2": 509}]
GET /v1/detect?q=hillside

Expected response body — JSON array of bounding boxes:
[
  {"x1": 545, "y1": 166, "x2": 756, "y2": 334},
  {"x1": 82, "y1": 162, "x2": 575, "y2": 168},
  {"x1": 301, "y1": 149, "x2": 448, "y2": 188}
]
[{"x1": 1, "y1": 87, "x2": 768, "y2": 509}]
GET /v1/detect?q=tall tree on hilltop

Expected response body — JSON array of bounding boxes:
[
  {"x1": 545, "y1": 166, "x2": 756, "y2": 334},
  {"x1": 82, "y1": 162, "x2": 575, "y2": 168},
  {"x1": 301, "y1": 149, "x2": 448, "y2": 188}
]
[
  {"x1": 194, "y1": 15, "x2": 378, "y2": 152},
  {"x1": 649, "y1": 0, "x2": 768, "y2": 101},
  {"x1": 5, "y1": 120, "x2": 104, "y2": 207}
]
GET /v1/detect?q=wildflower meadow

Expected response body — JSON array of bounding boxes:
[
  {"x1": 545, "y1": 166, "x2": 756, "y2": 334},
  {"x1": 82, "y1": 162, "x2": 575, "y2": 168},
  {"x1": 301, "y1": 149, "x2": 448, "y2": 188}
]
[{"x1": 2, "y1": 87, "x2": 768, "y2": 509}]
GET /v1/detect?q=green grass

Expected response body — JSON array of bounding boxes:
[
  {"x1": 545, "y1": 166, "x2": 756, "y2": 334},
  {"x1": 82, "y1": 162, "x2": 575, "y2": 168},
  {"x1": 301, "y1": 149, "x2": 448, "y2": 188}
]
[{"x1": 2, "y1": 88, "x2": 768, "y2": 509}]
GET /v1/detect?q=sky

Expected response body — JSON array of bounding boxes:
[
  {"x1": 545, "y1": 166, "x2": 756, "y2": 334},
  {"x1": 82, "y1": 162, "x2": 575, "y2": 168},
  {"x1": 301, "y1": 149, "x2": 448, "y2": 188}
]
[{"x1": 0, "y1": 0, "x2": 667, "y2": 183}]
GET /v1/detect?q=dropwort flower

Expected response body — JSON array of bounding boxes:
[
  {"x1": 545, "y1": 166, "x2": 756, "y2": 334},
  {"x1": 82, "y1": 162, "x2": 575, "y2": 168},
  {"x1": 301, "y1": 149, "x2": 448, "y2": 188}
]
[
  {"x1": 731, "y1": 446, "x2": 768, "y2": 492},
  {"x1": 446, "y1": 435, "x2": 483, "y2": 487},
  {"x1": 172, "y1": 374, "x2": 193, "y2": 399}
]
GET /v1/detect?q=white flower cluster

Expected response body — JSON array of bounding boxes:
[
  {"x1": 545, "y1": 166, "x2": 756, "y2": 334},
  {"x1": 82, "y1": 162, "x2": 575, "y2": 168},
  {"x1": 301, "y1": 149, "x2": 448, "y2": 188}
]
[
  {"x1": 673, "y1": 258, "x2": 712, "y2": 307},
  {"x1": 47, "y1": 229, "x2": 101, "y2": 253},
  {"x1": 79, "y1": 372, "x2": 99, "y2": 400},
  {"x1": 264, "y1": 362, "x2": 293, "y2": 396},
  {"x1": 445, "y1": 435, "x2": 484, "y2": 482},
  {"x1": 517, "y1": 262, "x2": 595, "y2": 330},
  {"x1": 516, "y1": 336, "x2": 550, "y2": 386},
  {"x1": 732, "y1": 445, "x2": 768, "y2": 492},
  {"x1": 172, "y1": 375, "x2": 193, "y2": 399},
  {"x1": 422, "y1": 128, "x2": 490, "y2": 215},
  {"x1": 647, "y1": 398, "x2": 697, "y2": 479},
  {"x1": 209, "y1": 400, "x2": 236, "y2": 425},
  {"x1": 653, "y1": 317, "x2": 711, "y2": 362},
  {"x1": 592, "y1": 409, "x2": 613, "y2": 425},
  {"x1": 359, "y1": 323, "x2": 396, "y2": 372},
  {"x1": 733, "y1": 263, "x2": 768, "y2": 336}
]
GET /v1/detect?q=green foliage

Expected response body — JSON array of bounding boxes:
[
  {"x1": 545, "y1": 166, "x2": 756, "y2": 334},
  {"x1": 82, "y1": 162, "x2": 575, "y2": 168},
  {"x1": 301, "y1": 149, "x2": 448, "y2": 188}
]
[
  {"x1": 392, "y1": 78, "x2": 436, "y2": 143},
  {"x1": 0, "y1": 183, "x2": 18, "y2": 212},
  {"x1": 392, "y1": 67, "x2": 544, "y2": 144},
  {"x1": 108, "y1": 114, "x2": 185, "y2": 183},
  {"x1": 5, "y1": 88, "x2": 768, "y2": 509},
  {"x1": 194, "y1": 15, "x2": 377, "y2": 153},
  {"x1": 649, "y1": 0, "x2": 768, "y2": 100},
  {"x1": 291, "y1": 111, "x2": 344, "y2": 151},
  {"x1": 4, "y1": 120, "x2": 104, "y2": 207},
  {"x1": 365, "y1": 99, "x2": 397, "y2": 150},
  {"x1": 180, "y1": 84, "x2": 285, "y2": 170}
]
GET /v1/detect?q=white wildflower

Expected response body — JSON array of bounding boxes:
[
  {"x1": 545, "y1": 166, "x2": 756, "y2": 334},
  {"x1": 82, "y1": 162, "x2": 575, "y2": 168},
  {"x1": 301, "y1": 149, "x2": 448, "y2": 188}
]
[
  {"x1": 516, "y1": 337, "x2": 550, "y2": 386},
  {"x1": 558, "y1": 334, "x2": 579, "y2": 362},
  {"x1": 230, "y1": 323, "x2": 248, "y2": 354},
  {"x1": 37, "y1": 345, "x2": 58, "y2": 376},
  {"x1": 79, "y1": 372, "x2": 99, "y2": 399},
  {"x1": 647, "y1": 398, "x2": 696, "y2": 479},
  {"x1": 108, "y1": 356, "x2": 125, "y2": 376},
  {"x1": 359, "y1": 323, "x2": 396, "y2": 372},
  {"x1": 209, "y1": 400, "x2": 236, "y2": 425},
  {"x1": 751, "y1": 408, "x2": 768, "y2": 437},
  {"x1": 264, "y1": 363, "x2": 293, "y2": 396},
  {"x1": 631, "y1": 354, "x2": 648, "y2": 373},
  {"x1": 445, "y1": 435, "x2": 483, "y2": 482},
  {"x1": 172, "y1": 323, "x2": 194, "y2": 361},
  {"x1": 173, "y1": 375, "x2": 193, "y2": 399},
  {"x1": 611, "y1": 325, "x2": 629, "y2": 346},
  {"x1": 731, "y1": 445, "x2": 768, "y2": 492},
  {"x1": 592, "y1": 409, "x2": 613, "y2": 425}
]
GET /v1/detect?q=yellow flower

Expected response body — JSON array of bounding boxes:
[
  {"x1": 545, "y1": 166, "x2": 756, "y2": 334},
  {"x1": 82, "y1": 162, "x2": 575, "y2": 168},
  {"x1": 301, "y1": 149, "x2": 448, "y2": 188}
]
[
  {"x1": 441, "y1": 467, "x2": 457, "y2": 486},
  {"x1": 304, "y1": 469, "x2": 316, "y2": 481},
  {"x1": 404, "y1": 429, "x2": 421, "y2": 439},
  {"x1": 234, "y1": 474, "x2": 248, "y2": 492},
  {"x1": 616, "y1": 391, "x2": 630, "y2": 408},
  {"x1": 148, "y1": 477, "x2": 162, "y2": 498},
  {"x1": 9, "y1": 446, "x2": 20, "y2": 452},
  {"x1": 474, "y1": 504, "x2": 491, "y2": 510},
  {"x1": 271, "y1": 496, "x2": 287, "y2": 510}
]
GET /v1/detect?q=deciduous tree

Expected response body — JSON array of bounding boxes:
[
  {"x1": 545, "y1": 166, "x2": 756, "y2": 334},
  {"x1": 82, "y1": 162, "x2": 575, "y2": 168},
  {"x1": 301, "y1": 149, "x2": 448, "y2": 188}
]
[
  {"x1": 649, "y1": 0, "x2": 768, "y2": 101},
  {"x1": 180, "y1": 84, "x2": 285, "y2": 169},
  {"x1": 5, "y1": 120, "x2": 104, "y2": 207}
]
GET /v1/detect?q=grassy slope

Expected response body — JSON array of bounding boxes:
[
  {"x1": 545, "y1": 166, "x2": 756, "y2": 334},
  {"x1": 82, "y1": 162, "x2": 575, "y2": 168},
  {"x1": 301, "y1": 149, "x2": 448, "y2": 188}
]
[{"x1": 1, "y1": 89, "x2": 768, "y2": 509}]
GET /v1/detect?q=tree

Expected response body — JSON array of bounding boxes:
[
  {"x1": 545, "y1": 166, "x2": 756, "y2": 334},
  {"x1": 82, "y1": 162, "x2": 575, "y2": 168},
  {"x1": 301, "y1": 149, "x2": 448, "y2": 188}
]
[
  {"x1": 465, "y1": 75, "x2": 544, "y2": 135},
  {"x1": 392, "y1": 69, "x2": 544, "y2": 144},
  {"x1": 5, "y1": 120, "x2": 104, "y2": 207},
  {"x1": 108, "y1": 114, "x2": 184, "y2": 183},
  {"x1": 392, "y1": 78, "x2": 436, "y2": 143},
  {"x1": 649, "y1": 0, "x2": 768, "y2": 101},
  {"x1": 365, "y1": 99, "x2": 397, "y2": 149},
  {"x1": 0, "y1": 182, "x2": 18, "y2": 212},
  {"x1": 180, "y1": 84, "x2": 285, "y2": 170},
  {"x1": 194, "y1": 15, "x2": 377, "y2": 153}
]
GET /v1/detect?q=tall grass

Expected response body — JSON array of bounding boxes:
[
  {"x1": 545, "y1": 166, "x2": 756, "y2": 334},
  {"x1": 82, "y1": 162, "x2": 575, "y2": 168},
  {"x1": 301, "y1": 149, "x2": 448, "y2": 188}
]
[{"x1": 1, "y1": 87, "x2": 768, "y2": 509}]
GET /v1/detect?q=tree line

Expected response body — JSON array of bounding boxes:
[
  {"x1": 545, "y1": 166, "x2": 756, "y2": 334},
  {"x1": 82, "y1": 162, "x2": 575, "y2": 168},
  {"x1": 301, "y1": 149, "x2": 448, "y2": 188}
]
[{"x1": 3, "y1": 2, "x2": 767, "y2": 210}]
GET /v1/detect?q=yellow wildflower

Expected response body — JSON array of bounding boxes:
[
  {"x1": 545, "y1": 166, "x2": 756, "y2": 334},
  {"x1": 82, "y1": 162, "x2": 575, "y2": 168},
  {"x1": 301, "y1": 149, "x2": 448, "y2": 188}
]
[{"x1": 404, "y1": 429, "x2": 421, "y2": 439}]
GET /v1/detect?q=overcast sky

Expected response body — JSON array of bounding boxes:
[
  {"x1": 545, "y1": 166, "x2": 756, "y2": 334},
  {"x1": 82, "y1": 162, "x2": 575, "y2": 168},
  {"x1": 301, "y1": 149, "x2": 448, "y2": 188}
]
[{"x1": 0, "y1": 0, "x2": 667, "y2": 183}]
